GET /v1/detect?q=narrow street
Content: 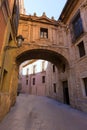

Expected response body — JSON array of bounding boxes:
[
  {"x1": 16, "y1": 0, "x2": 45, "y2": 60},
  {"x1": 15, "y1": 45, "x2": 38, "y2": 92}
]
[{"x1": 0, "y1": 94, "x2": 87, "y2": 130}]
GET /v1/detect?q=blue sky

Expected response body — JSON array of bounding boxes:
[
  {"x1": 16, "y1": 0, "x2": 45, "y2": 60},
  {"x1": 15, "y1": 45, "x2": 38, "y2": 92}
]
[{"x1": 24, "y1": 0, "x2": 67, "y2": 20}]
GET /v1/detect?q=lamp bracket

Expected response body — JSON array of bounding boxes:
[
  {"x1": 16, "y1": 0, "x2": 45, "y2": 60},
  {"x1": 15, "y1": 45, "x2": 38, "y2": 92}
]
[{"x1": 4, "y1": 45, "x2": 18, "y2": 51}]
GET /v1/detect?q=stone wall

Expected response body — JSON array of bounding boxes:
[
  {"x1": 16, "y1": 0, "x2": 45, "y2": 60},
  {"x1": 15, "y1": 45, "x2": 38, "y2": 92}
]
[
  {"x1": 60, "y1": 0, "x2": 87, "y2": 112},
  {"x1": 0, "y1": 0, "x2": 19, "y2": 121},
  {"x1": 0, "y1": 93, "x2": 11, "y2": 121}
]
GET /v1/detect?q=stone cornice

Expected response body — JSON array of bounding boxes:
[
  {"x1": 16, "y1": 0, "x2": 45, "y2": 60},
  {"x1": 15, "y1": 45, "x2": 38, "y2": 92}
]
[
  {"x1": 19, "y1": 14, "x2": 68, "y2": 29},
  {"x1": 20, "y1": 14, "x2": 58, "y2": 26}
]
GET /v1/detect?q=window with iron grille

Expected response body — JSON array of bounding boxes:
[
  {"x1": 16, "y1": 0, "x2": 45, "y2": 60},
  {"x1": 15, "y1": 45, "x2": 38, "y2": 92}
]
[{"x1": 71, "y1": 12, "x2": 84, "y2": 42}]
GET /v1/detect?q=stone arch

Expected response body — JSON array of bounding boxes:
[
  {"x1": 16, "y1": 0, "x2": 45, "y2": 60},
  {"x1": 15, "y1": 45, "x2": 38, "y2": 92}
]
[
  {"x1": 15, "y1": 44, "x2": 69, "y2": 67},
  {"x1": 9, "y1": 45, "x2": 70, "y2": 106}
]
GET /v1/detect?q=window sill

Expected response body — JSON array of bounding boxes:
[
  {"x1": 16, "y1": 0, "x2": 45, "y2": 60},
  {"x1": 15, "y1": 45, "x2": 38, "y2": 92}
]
[
  {"x1": 71, "y1": 32, "x2": 86, "y2": 45},
  {"x1": 40, "y1": 38, "x2": 49, "y2": 40},
  {"x1": 77, "y1": 55, "x2": 87, "y2": 63}
]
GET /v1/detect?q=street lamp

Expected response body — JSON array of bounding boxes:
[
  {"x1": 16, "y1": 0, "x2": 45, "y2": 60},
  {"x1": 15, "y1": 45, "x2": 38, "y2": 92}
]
[{"x1": 0, "y1": 35, "x2": 24, "y2": 90}]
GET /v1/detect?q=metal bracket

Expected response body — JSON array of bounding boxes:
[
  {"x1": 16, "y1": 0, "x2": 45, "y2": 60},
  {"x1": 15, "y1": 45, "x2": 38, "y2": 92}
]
[{"x1": 4, "y1": 45, "x2": 19, "y2": 51}]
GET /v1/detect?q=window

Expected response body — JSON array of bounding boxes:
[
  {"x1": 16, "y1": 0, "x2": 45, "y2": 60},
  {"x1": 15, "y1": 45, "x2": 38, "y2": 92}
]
[
  {"x1": 26, "y1": 80, "x2": 28, "y2": 85},
  {"x1": 53, "y1": 65, "x2": 55, "y2": 72},
  {"x1": 78, "y1": 41, "x2": 85, "y2": 57},
  {"x1": 72, "y1": 12, "x2": 83, "y2": 41},
  {"x1": 33, "y1": 78, "x2": 35, "y2": 85},
  {"x1": 83, "y1": 78, "x2": 87, "y2": 96},
  {"x1": 42, "y1": 76, "x2": 45, "y2": 83},
  {"x1": 53, "y1": 83, "x2": 56, "y2": 93},
  {"x1": 40, "y1": 28, "x2": 48, "y2": 38}
]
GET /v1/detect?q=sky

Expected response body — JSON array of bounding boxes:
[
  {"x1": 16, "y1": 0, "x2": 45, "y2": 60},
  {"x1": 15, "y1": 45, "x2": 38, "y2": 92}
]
[{"x1": 24, "y1": 0, "x2": 67, "y2": 20}]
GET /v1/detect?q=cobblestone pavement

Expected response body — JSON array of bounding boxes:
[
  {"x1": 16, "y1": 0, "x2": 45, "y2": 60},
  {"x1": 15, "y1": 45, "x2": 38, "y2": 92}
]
[{"x1": 0, "y1": 94, "x2": 87, "y2": 130}]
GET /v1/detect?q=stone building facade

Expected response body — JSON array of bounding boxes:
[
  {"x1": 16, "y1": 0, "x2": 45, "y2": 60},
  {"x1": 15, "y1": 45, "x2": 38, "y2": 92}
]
[
  {"x1": 19, "y1": 60, "x2": 48, "y2": 96},
  {"x1": 59, "y1": 0, "x2": 87, "y2": 112},
  {"x1": 19, "y1": 60, "x2": 59, "y2": 98},
  {"x1": 0, "y1": 0, "x2": 19, "y2": 121}
]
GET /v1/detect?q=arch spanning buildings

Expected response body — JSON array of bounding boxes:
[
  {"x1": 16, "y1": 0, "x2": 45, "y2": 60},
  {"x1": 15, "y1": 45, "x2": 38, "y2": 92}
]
[{"x1": 0, "y1": 0, "x2": 87, "y2": 121}]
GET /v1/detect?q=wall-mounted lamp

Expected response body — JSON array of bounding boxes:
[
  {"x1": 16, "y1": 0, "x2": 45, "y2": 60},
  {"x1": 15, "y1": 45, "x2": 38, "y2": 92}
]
[
  {"x1": 16, "y1": 35, "x2": 24, "y2": 47},
  {"x1": 4, "y1": 35, "x2": 24, "y2": 50}
]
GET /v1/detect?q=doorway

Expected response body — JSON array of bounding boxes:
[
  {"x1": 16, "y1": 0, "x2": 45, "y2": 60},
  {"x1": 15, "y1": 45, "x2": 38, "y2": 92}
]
[{"x1": 63, "y1": 81, "x2": 70, "y2": 105}]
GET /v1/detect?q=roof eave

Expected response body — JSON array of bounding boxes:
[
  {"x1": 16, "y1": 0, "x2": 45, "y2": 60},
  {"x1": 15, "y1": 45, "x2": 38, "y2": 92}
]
[{"x1": 59, "y1": 0, "x2": 79, "y2": 23}]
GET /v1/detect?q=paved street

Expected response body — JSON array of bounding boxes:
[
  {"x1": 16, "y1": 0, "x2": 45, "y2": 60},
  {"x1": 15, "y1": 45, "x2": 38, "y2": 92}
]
[{"x1": 0, "y1": 94, "x2": 87, "y2": 130}]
